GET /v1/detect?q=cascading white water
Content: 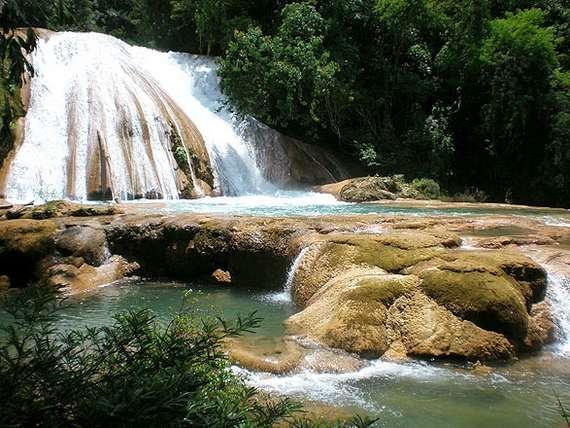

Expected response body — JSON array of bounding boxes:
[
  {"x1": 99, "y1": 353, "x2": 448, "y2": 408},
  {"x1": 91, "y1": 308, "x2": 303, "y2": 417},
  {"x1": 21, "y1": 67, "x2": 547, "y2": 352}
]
[
  {"x1": 261, "y1": 246, "x2": 312, "y2": 304},
  {"x1": 545, "y1": 272, "x2": 570, "y2": 356},
  {"x1": 5, "y1": 32, "x2": 273, "y2": 201},
  {"x1": 131, "y1": 48, "x2": 274, "y2": 195}
]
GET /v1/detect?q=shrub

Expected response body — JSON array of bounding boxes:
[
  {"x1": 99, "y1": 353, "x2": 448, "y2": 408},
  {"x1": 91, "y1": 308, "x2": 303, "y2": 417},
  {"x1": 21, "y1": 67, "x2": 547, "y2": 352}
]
[
  {"x1": 410, "y1": 178, "x2": 441, "y2": 199},
  {"x1": 0, "y1": 286, "x2": 301, "y2": 427},
  {"x1": 0, "y1": 286, "x2": 378, "y2": 427}
]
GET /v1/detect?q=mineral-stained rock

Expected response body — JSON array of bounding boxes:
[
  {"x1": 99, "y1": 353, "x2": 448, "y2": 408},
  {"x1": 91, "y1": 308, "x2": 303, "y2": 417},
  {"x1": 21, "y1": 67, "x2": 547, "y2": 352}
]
[
  {"x1": 287, "y1": 269, "x2": 420, "y2": 356},
  {"x1": 44, "y1": 256, "x2": 139, "y2": 293},
  {"x1": 0, "y1": 219, "x2": 59, "y2": 255},
  {"x1": 292, "y1": 231, "x2": 460, "y2": 306},
  {"x1": 387, "y1": 293, "x2": 516, "y2": 360},
  {"x1": 316, "y1": 176, "x2": 431, "y2": 202},
  {"x1": 417, "y1": 265, "x2": 529, "y2": 340},
  {"x1": 211, "y1": 268, "x2": 232, "y2": 284},
  {"x1": 0, "y1": 275, "x2": 10, "y2": 291},
  {"x1": 523, "y1": 301, "x2": 556, "y2": 350},
  {"x1": 0, "y1": 210, "x2": 558, "y2": 361},
  {"x1": 6, "y1": 200, "x2": 123, "y2": 220},
  {"x1": 55, "y1": 225, "x2": 108, "y2": 266}
]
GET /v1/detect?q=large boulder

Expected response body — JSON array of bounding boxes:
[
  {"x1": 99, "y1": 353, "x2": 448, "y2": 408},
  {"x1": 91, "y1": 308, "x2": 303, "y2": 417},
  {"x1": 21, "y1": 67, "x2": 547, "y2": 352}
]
[
  {"x1": 316, "y1": 176, "x2": 441, "y2": 202},
  {"x1": 292, "y1": 231, "x2": 460, "y2": 306},
  {"x1": 287, "y1": 268, "x2": 517, "y2": 360},
  {"x1": 55, "y1": 225, "x2": 108, "y2": 266},
  {"x1": 287, "y1": 230, "x2": 550, "y2": 360}
]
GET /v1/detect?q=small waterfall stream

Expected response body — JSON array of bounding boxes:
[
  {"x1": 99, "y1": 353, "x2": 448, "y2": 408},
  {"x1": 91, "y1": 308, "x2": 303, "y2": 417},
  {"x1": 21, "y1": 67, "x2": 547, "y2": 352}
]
[
  {"x1": 4, "y1": 32, "x2": 274, "y2": 202},
  {"x1": 261, "y1": 246, "x2": 312, "y2": 304},
  {"x1": 544, "y1": 272, "x2": 570, "y2": 356}
]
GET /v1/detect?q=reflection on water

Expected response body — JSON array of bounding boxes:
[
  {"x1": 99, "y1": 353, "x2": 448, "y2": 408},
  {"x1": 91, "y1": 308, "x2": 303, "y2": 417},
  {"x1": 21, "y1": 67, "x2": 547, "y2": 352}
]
[{"x1": 43, "y1": 280, "x2": 570, "y2": 428}]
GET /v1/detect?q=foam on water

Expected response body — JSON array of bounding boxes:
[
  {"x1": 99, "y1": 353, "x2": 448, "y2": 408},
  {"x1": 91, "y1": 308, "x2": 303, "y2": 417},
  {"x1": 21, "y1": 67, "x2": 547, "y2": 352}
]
[{"x1": 232, "y1": 358, "x2": 498, "y2": 411}]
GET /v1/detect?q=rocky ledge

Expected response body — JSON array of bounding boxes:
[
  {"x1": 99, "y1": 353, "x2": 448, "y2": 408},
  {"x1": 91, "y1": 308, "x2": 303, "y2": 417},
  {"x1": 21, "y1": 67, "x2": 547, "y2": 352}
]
[{"x1": 1, "y1": 201, "x2": 566, "y2": 362}]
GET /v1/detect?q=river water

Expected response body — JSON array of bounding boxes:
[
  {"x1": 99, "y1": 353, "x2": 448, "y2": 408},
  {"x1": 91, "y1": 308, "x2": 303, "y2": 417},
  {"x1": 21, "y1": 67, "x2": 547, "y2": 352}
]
[{"x1": 52, "y1": 278, "x2": 570, "y2": 428}]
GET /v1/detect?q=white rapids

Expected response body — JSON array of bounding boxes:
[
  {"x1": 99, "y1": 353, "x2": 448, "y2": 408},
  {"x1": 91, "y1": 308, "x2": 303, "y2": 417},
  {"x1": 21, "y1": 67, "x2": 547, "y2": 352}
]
[{"x1": 5, "y1": 32, "x2": 273, "y2": 202}]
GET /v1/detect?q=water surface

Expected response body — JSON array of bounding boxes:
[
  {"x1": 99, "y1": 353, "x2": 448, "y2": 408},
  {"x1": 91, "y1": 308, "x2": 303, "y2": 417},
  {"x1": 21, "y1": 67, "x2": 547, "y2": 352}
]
[{"x1": 53, "y1": 280, "x2": 570, "y2": 428}]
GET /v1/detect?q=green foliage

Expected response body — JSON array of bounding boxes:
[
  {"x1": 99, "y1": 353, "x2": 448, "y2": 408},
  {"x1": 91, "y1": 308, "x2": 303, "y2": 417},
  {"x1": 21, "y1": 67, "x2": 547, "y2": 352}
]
[
  {"x1": 219, "y1": 3, "x2": 343, "y2": 139},
  {"x1": 0, "y1": 286, "x2": 303, "y2": 427},
  {"x1": 411, "y1": 178, "x2": 441, "y2": 199}
]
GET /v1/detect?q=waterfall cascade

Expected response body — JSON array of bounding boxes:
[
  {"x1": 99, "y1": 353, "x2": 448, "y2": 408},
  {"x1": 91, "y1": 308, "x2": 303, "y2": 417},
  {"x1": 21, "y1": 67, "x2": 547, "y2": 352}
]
[
  {"x1": 262, "y1": 246, "x2": 312, "y2": 304},
  {"x1": 2, "y1": 32, "x2": 276, "y2": 202},
  {"x1": 545, "y1": 272, "x2": 570, "y2": 356}
]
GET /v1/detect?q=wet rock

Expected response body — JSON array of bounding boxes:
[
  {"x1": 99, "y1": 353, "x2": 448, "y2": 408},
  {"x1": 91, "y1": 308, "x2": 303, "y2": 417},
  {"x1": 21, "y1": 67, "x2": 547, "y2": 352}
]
[
  {"x1": 292, "y1": 231, "x2": 460, "y2": 306},
  {"x1": 523, "y1": 301, "x2": 556, "y2": 350},
  {"x1": 44, "y1": 256, "x2": 139, "y2": 293},
  {"x1": 388, "y1": 293, "x2": 516, "y2": 360},
  {"x1": 211, "y1": 268, "x2": 232, "y2": 284},
  {"x1": 55, "y1": 225, "x2": 108, "y2": 266},
  {"x1": 6, "y1": 200, "x2": 123, "y2": 220},
  {"x1": 316, "y1": 175, "x2": 439, "y2": 202},
  {"x1": 0, "y1": 275, "x2": 10, "y2": 291},
  {"x1": 417, "y1": 263, "x2": 529, "y2": 340},
  {"x1": 287, "y1": 270, "x2": 420, "y2": 356},
  {"x1": 0, "y1": 219, "x2": 59, "y2": 255},
  {"x1": 476, "y1": 235, "x2": 557, "y2": 248}
]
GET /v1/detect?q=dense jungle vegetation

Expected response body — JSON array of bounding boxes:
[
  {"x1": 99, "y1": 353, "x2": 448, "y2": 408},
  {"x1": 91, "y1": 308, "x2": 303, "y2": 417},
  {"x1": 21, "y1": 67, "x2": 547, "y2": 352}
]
[{"x1": 0, "y1": 0, "x2": 569, "y2": 206}]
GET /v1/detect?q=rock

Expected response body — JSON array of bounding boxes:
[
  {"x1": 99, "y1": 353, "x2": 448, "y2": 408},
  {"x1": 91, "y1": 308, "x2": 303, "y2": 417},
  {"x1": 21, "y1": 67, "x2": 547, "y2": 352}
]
[
  {"x1": 417, "y1": 262, "x2": 529, "y2": 340},
  {"x1": 287, "y1": 267, "x2": 516, "y2": 360},
  {"x1": 0, "y1": 209, "x2": 557, "y2": 361},
  {"x1": 0, "y1": 275, "x2": 10, "y2": 291},
  {"x1": 316, "y1": 175, "x2": 438, "y2": 202},
  {"x1": 55, "y1": 225, "x2": 108, "y2": 266},
  {"x1": 211, "y1": 268, "x2": 232, "y2": 284},
  {"x1": 0, "y1": 219, "x2": 59, "y2": 255},
  {"x1": 387, "y1": 293, "x2": 515, "y2": 360},
  {"x1": 44, "y1": 256, "x2": 139, "y2": 292},
  {"x1": 339, "y1": 176, "x2": 402, "y2": 202},
  {"x1": 476, "y1": 235, "x2": 557, "y2": 248},
  {"x1": 523, "y1": 301, "x2": 556, "y2": 350},
  {"x1": 226, "y1": 337, "x2": 304, "y2": 374},
  {"x1": 6, "y1": 200, "x2": 123, "y2": 220},
  {"x1": 292, "y1": 231, "x2": 459, "y2": 306},
  {"x1": 287, "y1": 270, "x2": 420, "y2": 356}
]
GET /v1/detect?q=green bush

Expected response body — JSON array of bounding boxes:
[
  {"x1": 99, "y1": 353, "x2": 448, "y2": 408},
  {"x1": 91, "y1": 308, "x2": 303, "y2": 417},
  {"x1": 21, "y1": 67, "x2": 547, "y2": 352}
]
[
  {"x1": 410, "y1": 178, "x2": 441, "y2": 199},
  {"x1": 0, "y1": 286, "x2": 378, "y2": 427},
  {"x1": 0, "y1": 286, "x2": 299, "y2": 427}
]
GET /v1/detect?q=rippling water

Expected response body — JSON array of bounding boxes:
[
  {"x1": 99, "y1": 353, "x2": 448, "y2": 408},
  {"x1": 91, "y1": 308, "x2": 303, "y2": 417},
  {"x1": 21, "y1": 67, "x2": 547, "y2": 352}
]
[{"x1": 44, "y1": 281, "x2": 570, "y2": 428}]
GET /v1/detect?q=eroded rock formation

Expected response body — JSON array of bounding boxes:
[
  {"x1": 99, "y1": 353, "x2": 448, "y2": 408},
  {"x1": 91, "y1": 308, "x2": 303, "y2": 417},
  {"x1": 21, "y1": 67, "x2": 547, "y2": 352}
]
[{"x1": 0, "y1": 202, "x2": 564, "y2": 362}]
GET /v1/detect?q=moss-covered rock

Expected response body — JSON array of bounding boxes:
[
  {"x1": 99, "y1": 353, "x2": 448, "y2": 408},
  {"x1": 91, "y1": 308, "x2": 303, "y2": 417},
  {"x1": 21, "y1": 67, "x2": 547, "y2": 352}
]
[
  {"x1": 0, "y1": 219, "x2": 59, "y2": 255},
  {"x1": 6, "y1": 201, "x2": 123, "y2": 220},
  {"x1": 292, "y1": 231, "x2": 459, "y2": 305},
  {"x1": 315, "y1": 175, "x2": 442, "y2": 202},
  {"x1": 418, "y1": 266, "x2": 529, "y2": 340}
]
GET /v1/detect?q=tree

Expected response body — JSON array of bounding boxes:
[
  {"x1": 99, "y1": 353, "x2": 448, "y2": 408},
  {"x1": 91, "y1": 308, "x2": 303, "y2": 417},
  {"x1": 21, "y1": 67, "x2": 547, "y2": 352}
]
[
  {"x1": 220, "y1": 3, "x2": 342, "y2": 139},
  {"x1": 478, "y1": 9, "x2": 558, "y2": 201}
]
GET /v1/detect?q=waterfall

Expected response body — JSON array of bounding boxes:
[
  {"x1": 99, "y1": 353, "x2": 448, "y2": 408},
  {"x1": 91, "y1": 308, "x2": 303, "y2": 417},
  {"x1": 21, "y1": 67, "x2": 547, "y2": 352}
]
[
  {"x1": 545, "y1": 272, "x2": 570, "y2": 356},
  {"x1": 131, "y1": 49, "x2": 274, "y2": 196},
  {"x1": 261, "y1": 246, "x2": 311, "y2": 304},
  {"x1": 4, "y1": 31, "x2": 272, "y2": 202}
]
